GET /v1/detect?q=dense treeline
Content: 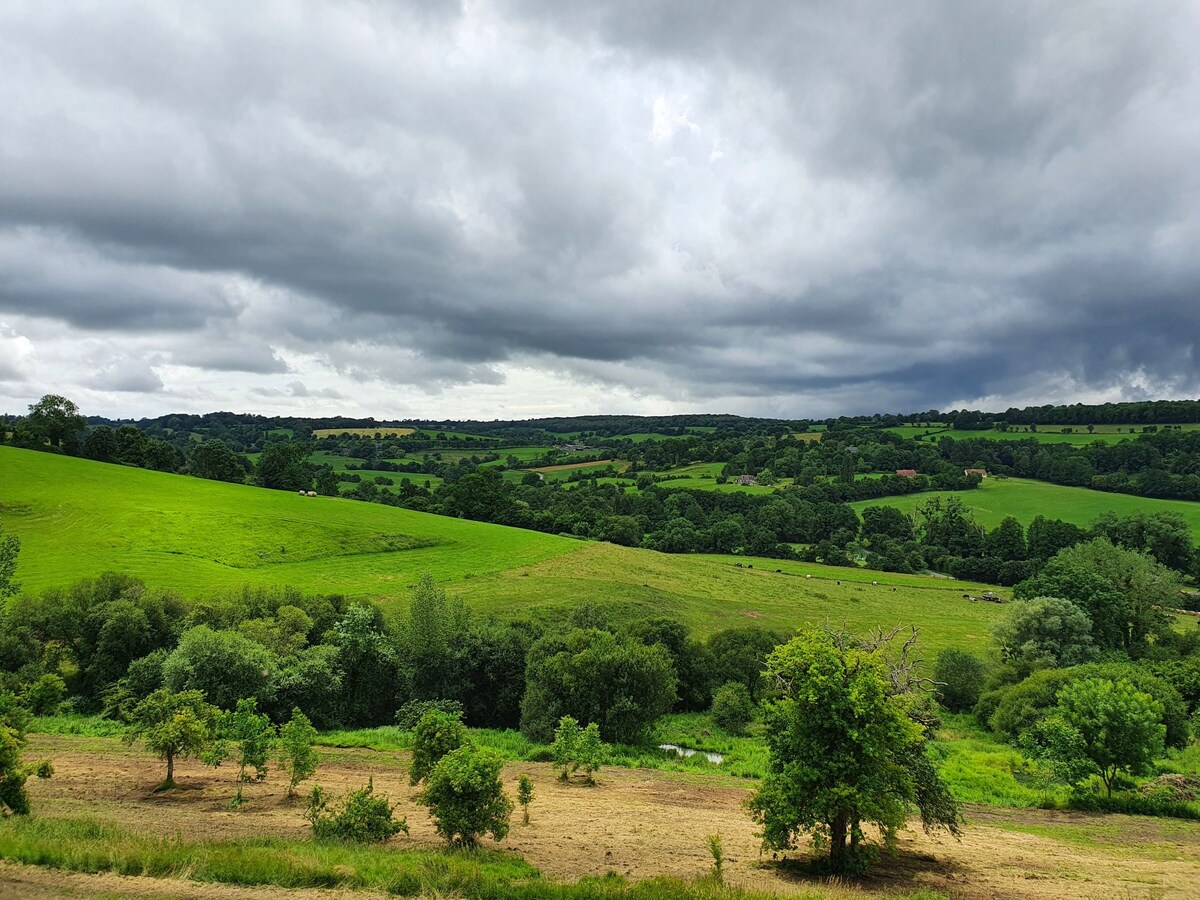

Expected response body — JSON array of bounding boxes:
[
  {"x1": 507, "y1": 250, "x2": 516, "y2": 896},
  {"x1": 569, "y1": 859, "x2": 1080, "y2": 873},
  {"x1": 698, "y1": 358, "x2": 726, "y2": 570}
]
[
  {"x1": 0, "y1": 570, "x2": 782, "y2": 743},
  {"x1": 936, "y1": 429, "x2": 1200, "y2": 501}
]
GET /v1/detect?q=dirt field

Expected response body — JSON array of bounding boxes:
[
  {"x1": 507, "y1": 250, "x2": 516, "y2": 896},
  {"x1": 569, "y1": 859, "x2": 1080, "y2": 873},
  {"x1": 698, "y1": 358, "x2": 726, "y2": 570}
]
[{"x1": 12, "y1": 735, "x2": 1200, "y2": 899}]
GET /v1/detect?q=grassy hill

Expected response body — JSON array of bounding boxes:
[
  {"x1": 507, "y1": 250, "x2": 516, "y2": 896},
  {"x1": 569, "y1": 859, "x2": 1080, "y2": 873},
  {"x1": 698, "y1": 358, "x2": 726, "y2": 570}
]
[
  {"x1": 849, "y1": 476, "x2": 1200, "y2": 538},
  {"x1": 0, "y1": 446, "x2": 1004, "y2": 651}
]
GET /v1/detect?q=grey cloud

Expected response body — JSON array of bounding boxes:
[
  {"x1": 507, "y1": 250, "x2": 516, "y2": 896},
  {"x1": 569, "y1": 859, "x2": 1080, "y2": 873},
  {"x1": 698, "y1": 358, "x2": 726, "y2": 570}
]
[
  {"x1": 89, "y1": 361, "x2": 164, "y2": 393},
  {"x1": 0, "y1": 0, "x2": 1196, "y2": 412}
]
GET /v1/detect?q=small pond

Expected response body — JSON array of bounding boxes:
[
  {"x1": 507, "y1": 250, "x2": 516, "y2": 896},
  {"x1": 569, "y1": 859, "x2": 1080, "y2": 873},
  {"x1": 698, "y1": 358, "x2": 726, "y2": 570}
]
[{"x1": 657, "y1": 743, "x2": 724, "y2": 764}]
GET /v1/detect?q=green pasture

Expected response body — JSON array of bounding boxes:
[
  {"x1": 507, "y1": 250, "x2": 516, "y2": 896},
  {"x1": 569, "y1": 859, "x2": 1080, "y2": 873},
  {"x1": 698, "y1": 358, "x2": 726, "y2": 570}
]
[
  {"x1": 532, "y1": 459, "x2": 629, "y2": 482},
  {"x1": 656, "y1": 463, "x2": 783, "y2": 495},
  {"x1": 0, "y1": 446, "x2": 1004, "y2": 649},
  {"x1": 849, "y1": 476, "x2": 1200, "y2": 539},
  {"x1": 883, "y1": 426, "x2": 951, "y2": 440}
]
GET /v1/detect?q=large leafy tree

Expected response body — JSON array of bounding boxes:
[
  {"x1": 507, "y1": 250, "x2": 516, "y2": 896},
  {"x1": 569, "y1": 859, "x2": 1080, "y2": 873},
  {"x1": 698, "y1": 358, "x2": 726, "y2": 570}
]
[
  {"x1": 992, "y1": 597, "x2": 1098, "y2": 671},
  {"x1": 188, "y1": 439, "x2": 247, "y2": 483},
  {"x1": 1055, "y1": 677, "x2": 1165, "y2": 797},
  {"x1": 162, "y1": 626, "x2": 274, "y2": 711},
  {"x1": 24, "y1": 394, "x2": 87, "y2": 454},
  {"x1": 749, "y1": 628, "x2": 960, "y2": 873},
  {"x1": 1015, "y1": 539, "x2": 1172, "y2": 655},
  {"x1": 520, "y1": 628, "x2": 676, "y2": 743}
]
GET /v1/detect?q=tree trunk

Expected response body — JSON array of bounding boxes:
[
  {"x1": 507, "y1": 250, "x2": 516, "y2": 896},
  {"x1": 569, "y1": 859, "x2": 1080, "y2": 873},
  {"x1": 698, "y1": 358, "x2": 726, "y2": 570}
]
[
  {"x1": 829, "y1": 812, "x2": 849, "y2": 872},
  {"x1": 166, "y1": 750, "x2": 174, "y2": 786}
]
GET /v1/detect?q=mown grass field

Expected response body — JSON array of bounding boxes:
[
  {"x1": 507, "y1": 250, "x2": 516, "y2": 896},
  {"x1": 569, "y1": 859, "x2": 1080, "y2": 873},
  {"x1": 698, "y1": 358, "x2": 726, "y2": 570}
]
[
  {"x1": 0, "y1": 446, "x2": 1003, "y2": 651},
  {"x1": 849, "y1": 476, "x2": 1200, "y2": 538},
  {"x1": 12, "y1": 726, "x2": 1200, "y2": 900},
  {"x1": 657, "y1": 463, "x2": 784, "y2": 495}
]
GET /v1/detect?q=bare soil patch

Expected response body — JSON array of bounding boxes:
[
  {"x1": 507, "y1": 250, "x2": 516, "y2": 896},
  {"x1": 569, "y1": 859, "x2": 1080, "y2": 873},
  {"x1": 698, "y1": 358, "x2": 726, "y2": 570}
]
[{"x1": 19, "y1": 735, "x2": 1200, "y2": 899}]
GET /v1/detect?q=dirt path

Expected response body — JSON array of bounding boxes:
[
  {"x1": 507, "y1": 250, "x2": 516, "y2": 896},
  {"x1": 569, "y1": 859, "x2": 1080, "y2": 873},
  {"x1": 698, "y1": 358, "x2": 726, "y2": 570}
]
[{"x1": 17, "y1": 735, "x2": 1200, "y2": 899}]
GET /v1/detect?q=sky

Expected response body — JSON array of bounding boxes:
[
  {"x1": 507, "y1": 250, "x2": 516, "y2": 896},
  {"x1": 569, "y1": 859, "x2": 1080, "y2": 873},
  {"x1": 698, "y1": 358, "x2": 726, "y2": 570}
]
[{"x1": 1, "y1": 1, "x2": 1198, "y2": 422}]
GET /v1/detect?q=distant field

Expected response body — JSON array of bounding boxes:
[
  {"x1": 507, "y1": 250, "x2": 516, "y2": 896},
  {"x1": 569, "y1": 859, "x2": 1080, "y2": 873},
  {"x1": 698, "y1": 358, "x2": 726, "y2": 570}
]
[
  {"x1": 890, "y1": 423, "x2": 1200, "y2": 445},
  {"x1": 532, "y1": 459, "x2": 628, "y2": 482},
  {"x1": 0, "y1": 446, "x2": 1004, "y2": 650},
  {"x1": 849, "y1": 476, "x2": 1200, "y2": 539},
  {"x1": 312, "y1": 427, "x2": 416, "y2": 438},
  {"x1": 884, "y1": 425, "x2": 951, "y2": 440},
  {"x1": 789, "y1": 432, "x2": 823, "y2": 442},
  {"x1": 656, "y1": 462, "x2": 784, "y2": 495}
]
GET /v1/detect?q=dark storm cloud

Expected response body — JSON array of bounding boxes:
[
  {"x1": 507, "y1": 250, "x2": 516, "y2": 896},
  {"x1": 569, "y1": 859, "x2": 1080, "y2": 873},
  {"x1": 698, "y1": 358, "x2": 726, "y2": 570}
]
[{"x1": 0, "y1": 0, "x2": 1197, "y2": 413}]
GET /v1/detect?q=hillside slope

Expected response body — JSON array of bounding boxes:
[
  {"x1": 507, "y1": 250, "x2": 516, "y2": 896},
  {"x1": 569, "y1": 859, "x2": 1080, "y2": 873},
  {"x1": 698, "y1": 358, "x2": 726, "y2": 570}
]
[
  {"x1": 0, "y1": 446, "x2": 1003, "y2": 650},
  {"x1": 849, "y1": 476, "x2": 1200, "y2": 537}
]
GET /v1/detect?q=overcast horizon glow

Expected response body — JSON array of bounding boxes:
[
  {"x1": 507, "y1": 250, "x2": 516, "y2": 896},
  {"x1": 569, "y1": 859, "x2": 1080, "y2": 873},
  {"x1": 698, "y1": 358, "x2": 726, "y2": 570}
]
[{"x1": 2, "y1": 1, "x2": 1198, "y2": 421}]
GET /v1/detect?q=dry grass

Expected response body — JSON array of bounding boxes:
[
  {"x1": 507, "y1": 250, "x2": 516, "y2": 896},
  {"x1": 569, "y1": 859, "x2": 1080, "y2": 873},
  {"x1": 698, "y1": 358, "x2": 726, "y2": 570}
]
[{"x1": 18, "y1": 734, "x2": 1200, "y2": 900}]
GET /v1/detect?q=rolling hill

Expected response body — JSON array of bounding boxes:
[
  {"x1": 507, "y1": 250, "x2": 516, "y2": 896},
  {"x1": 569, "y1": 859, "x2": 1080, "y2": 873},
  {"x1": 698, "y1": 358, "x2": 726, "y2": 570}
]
[
  {"x1": 848, "y1": 476, "x2": 1200, "y2": 538},
  {"x1": 0, "y1": 446, "x2": 1004, "y2": 652}
]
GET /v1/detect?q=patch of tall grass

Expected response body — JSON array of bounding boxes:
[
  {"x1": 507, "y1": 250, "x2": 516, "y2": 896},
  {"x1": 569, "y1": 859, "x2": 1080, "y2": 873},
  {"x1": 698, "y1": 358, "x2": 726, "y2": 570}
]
[
  {"x1": 930, "y1": 714, "x2": 1061, "y2": 808},
  {"x1": 0, "y1": 816, "x2": 944, "y2": 899},
  {"x1": 317, "y1": 714, "x2": 764, "y2": 779}
]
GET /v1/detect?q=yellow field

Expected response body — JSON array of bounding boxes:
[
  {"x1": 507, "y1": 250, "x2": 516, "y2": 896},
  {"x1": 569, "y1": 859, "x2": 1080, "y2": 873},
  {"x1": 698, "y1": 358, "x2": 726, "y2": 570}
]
[{"x1": 312, "y1": 427, "x2": 416, "y2": 438}]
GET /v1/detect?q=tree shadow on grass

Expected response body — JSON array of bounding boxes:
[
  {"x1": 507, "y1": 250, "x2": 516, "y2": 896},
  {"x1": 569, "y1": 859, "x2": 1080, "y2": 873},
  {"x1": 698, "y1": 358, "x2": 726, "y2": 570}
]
[{"x1": 754, "y1": 845, "x2": 969, "y2": 895}]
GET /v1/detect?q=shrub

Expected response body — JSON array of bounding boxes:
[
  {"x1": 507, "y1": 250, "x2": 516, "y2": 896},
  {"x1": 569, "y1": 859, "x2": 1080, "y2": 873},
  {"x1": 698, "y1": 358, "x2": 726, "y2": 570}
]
[
  {"x1": 710, "y1": 681, "x2": 754, "y2": 734},
  {"x1": 933, "y1": 650, "x2": 985, "y2": 712},
  {"x1": 988, "y1": 669, "x2": 1076, "y2": 740},
  {"x1": 22, "y1": 674, "x2": 66, "y2": 716},
  {"x1": 417, "y1": 745, "x2": 512, "y2": 847},
  {"x1": 394, "y1": 699, "x2": 465, "y2": 731},
  {"x1": 305, "y1": 778, "x2": 408, "y2": 842},
  {"x1": 551, "y1": 716, "x2": 606, "y2": 785},
  {"x1": 409, "y1": 709, "x2": 467, "y2": 785},
  {"x1": 1067, "y1": 791, "x2": 1200, "y2": 819}
]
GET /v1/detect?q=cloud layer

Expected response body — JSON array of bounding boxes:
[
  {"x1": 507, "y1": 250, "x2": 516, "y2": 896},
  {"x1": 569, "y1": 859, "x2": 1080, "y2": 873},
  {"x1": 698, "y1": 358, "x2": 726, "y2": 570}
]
[{"x1": 1, "y1": 0, "x2": 1198, "y2": 419}]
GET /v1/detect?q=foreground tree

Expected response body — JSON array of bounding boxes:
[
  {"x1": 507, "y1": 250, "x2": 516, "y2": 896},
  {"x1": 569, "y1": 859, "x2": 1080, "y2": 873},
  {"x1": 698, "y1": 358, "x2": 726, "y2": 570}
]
[
  {"x1": 551, "y1": 716, "x2": 606, "y2": 784},
  {"x1": 1055, "y1": 677, "x2": 1165, "y2": 797},
  {"x1": 127, "y1": 689, "x2": 219, "y2": 790},
  {"x1": 277, "y1": 708, "x2": 319, "y2": 798},
  {"x1": 417, "y1": 745, "x2": 512, "y2": 847},
  {"x1": 210, "y1": 698, "x2": 276, "y2": 806},
  {"x1": 749, "y1": 628, "x2": 960, "y2": 873}
]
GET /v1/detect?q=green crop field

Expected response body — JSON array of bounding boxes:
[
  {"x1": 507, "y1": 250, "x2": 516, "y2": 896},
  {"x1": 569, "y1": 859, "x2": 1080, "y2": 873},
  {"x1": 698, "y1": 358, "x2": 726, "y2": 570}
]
[
  {"x1": 849, "y1": 476, "x2": 1200, "y2": 538},
  {"x1": 0, "y1": 446, "x2": 1003, "y2": 651}
]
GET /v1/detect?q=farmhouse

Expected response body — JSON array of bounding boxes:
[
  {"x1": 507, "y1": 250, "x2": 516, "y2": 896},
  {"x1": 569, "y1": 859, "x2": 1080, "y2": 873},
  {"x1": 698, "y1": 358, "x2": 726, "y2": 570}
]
[
  {"x1": 735, "y1": 474, "x2": 757, "y2": 486},
  {"x1": 895, "y1": 469, "x2": 918, "y2": 477},
  {"x1": 964, "y1": 468, "x2": 988, "y2": 477},
  {"x1": 555, "y1": 442, "x2": 592, "y2": 452}
]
